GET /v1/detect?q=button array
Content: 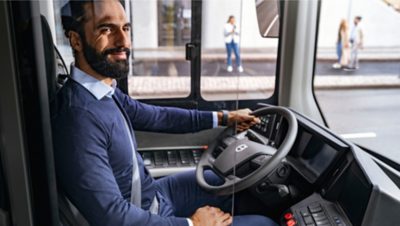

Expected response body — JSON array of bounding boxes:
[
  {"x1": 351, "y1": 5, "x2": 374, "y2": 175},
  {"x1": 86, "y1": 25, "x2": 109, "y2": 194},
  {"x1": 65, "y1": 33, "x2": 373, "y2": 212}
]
[
  {"x1": 140, "y1": 149, "x2": 203, "y2": 168},
  {"x1": 298, "y1": 204, "x2": 334, "y2": 226}
]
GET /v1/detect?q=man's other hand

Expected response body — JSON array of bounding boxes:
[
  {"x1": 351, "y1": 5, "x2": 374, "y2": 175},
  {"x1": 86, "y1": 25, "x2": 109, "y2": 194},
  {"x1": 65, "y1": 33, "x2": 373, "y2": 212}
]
[{"x1": 190, "y1": 206, "x2": 232, "y2": 226}]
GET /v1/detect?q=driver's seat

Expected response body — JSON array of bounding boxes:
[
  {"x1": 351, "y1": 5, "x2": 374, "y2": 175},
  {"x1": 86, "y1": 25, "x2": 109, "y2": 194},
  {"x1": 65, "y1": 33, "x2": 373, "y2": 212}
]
[
  {"x1": 58, "y1": 190, "x2": 89, "y2": 226},
  {"x1": 38, "y1": 14, "x2": 89, "y2": 226}
]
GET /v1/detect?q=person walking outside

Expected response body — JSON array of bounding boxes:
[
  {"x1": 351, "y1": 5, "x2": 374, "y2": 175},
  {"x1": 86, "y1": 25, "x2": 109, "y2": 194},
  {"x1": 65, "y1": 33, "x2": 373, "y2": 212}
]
[
  {"x1": 332, "y1": 19, "x2": 350, "y2": 69},
  {"x1": 347, "y1": 16, "x2": 364, "y2": 70},
  {"x1": 224, "y1": 15, "x2": 243, "y2": 73}
]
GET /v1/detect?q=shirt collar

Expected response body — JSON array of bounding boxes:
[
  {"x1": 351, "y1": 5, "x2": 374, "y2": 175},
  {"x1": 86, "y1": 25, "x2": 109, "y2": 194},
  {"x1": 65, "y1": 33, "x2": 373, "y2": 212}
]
[{"x1": 71, "y1": 66, "x2": 117, "y2": 100}]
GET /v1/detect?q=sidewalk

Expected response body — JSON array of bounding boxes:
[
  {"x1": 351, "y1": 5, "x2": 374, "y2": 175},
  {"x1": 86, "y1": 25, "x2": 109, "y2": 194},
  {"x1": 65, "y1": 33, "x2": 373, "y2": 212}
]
[
  {"x1": 128, "y1": 75, "x2": 400, "y2": 99},
  {"x1": 134, "y1": 47, "x2": 400, "y2": 62},
  {"x1": 129, "y1": 47, "x2": 400, "y2": 99},
  {"x1": 317, "y1": 47, "x2": 400, "y2": 61}
]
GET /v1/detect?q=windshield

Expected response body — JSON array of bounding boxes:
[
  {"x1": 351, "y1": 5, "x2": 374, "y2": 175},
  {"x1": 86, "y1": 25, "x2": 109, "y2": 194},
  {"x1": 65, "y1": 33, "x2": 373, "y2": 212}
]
[{"x1": 314, "y1": 0, "x2": 400, "y2": 163}]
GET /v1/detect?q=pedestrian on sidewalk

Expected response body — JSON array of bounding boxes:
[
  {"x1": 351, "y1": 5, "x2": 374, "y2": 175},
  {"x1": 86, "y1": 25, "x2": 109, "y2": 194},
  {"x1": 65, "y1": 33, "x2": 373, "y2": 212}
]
[
  {"x1": 224, "y1": 15, "x2": 243, "y2": 73},
  {"x1": 332, "y1": 19, "x2": 350, "y2": 69},
  {"x1": 347, "y1": 16, "x2": 364, "y2": 70}
]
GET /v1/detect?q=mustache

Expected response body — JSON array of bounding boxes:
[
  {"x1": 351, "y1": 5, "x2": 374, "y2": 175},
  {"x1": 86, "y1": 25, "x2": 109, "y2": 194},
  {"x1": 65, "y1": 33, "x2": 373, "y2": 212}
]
[{"x1": 103, "y1": 47, "x2": 131, "y2": 56}]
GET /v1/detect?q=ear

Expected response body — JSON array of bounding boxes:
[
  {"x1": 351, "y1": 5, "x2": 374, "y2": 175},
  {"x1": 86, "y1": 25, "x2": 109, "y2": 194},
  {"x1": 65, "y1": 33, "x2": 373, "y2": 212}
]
[{"x1": 68, "y1": 31, "x2": 83, "y2": 52}]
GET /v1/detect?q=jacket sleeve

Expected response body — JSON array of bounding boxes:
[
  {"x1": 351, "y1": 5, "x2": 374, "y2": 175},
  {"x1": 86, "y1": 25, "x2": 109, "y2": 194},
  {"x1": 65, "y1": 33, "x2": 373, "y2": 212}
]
[
  {"x1": 52, "y1": 107, "x2": 189, "y2": 226},
  {"x1": 233, "y1": 24, "x2": 239, "y2": 35},
  {"x1": 115, "y1": 89, "x2": 214, "y2": 133},
  {"x1": 224, "y1": 23, "x2": 231, "y2": 37}
]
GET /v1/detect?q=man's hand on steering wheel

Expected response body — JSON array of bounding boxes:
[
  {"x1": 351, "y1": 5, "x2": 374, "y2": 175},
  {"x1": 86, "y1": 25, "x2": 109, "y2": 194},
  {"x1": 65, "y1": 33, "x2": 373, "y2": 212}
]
[{"x1": 218, "y1": 108, "x2": 261, "y2": 132}]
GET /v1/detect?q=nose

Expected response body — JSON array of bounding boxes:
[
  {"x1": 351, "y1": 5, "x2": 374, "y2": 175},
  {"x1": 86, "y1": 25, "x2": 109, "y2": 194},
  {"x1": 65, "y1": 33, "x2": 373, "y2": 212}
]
[{"x1": 114, "y1": 28, "x2": 131, "y2": 48}]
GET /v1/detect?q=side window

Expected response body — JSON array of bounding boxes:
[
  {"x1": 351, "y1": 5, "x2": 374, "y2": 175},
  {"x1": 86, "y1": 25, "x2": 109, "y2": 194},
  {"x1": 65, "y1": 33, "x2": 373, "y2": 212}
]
[
  {"x1": 314, "y1": 0, "x2": 400, "y2": 162},
  {"x1": 200, "y1": 0, "x2": 278, "y2": 101},
  {"x1": 53, "y1": 1, "x2": 74, "y2": 67}
]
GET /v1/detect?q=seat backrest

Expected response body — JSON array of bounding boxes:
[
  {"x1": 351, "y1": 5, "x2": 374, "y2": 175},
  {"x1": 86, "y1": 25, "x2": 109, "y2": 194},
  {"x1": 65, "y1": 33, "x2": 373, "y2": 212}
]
[
  {"x1": 58, "y1": 191, "x2": 89, "y2": 226},
  {"x1": 40, "y1": 15, "x2": 58, "y2": 102},
  {"x1": 40, "y1": 15, "x2": 88, "y2": 226}
]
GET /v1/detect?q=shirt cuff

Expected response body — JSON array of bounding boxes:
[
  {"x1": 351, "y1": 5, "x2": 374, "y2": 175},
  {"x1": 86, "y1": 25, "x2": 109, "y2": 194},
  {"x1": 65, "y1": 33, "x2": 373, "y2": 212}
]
[
  {"x1": 187, "y1": 218, "x2": 194, "y2": 226},
  {"x1": 212, "y1": 112, "x2": 218, "y2": 128}
]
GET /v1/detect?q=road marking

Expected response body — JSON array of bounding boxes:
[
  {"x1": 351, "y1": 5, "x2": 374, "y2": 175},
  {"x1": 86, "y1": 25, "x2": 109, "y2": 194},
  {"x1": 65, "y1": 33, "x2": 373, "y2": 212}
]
[{"x1": 340, "y1": 132, "x2": 377, "y2": 139}]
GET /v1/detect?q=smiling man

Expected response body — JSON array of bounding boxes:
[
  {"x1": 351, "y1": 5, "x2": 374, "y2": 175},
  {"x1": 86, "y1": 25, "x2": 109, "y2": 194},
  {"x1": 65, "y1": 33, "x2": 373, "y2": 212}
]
[{"x1": 52, "y1": 0, "x2": 277, "y2": 225}]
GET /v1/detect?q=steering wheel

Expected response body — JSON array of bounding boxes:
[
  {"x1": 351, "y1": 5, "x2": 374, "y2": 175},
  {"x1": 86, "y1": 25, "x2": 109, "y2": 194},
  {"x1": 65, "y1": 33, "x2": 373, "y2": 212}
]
[{"x1": 196, "y1": 106, "x2": 298, "y2": 195}]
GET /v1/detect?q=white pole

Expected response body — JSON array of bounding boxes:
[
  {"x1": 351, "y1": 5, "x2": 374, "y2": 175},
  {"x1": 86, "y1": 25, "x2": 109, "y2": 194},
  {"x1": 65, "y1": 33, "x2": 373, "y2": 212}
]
[
  {"x1": 347, "y1": 0, "x2": 353, "y2": 23},
  {"x1": 39, "y1": 0, "x2": 57, "y2": 44}
]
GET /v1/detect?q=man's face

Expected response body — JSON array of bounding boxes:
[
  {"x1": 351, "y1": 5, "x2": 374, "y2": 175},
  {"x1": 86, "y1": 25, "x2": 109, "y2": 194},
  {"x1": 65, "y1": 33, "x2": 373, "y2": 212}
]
[{"x1": 79, "y1": 0, "x2": 131, "y2": 79}]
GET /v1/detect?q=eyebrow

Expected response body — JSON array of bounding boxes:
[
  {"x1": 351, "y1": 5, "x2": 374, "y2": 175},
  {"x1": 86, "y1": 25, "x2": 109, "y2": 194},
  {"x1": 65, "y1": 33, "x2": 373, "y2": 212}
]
[{"x1": 96, "y1": 22, "x2": 131, "y2": 29}]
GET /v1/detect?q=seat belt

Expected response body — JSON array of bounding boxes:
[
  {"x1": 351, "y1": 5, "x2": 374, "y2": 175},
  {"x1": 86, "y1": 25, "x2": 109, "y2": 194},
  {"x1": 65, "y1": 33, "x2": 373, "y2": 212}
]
[
  {"x1": 112, "y1": 96, "x2": 141, "y2": 208},
  {"x1": 112, "y1": 96, "x2": 160, "y2": 214}
]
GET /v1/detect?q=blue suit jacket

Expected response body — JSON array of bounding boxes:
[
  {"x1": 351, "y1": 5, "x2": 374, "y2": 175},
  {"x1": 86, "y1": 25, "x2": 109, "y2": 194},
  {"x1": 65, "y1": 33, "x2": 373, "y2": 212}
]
[{"x1": 51, "y1": 79, "x2": 214, "y2": 225}]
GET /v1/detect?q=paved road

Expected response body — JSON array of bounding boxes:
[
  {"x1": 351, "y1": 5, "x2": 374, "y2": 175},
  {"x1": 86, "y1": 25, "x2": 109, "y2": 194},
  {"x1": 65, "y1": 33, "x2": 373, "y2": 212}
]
[
  {"x1": 315, "y1": 88, "x2": 400, "y2": 164},
  {"x1": 133, "y1": 60, "x2": 400, "y2": 76},
  {"x1": 315, "y1": 61, "x2": 400, "y2": 76}
]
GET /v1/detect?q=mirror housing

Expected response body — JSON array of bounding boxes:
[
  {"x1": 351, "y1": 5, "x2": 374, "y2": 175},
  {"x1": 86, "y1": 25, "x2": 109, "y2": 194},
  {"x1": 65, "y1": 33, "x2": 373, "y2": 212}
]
[{"x1": 255, "y1": 0, "x2": 280, "y2": 38}]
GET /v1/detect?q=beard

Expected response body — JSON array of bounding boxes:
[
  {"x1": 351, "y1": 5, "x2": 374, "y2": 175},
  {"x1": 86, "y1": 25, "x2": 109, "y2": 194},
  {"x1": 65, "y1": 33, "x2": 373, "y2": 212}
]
[{"x1": 82, "y1": 40, "x2": 131, "y2": 79}]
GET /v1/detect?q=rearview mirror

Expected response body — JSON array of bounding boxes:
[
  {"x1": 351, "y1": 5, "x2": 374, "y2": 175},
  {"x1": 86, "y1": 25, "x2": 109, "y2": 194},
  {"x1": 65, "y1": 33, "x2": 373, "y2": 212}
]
[{"x1": 255, "y1": 0, "x2": 280, "y2": 38}]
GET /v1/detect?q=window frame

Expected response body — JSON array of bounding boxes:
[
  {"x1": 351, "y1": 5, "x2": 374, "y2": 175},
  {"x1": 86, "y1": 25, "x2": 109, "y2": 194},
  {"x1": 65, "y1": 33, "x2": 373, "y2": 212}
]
[
  {"x1": 311, "y1": 0, "x2": 329, "y2": 127},
  {"x1": 1, "y1": 0, "x2": 61, "y2": 225}
]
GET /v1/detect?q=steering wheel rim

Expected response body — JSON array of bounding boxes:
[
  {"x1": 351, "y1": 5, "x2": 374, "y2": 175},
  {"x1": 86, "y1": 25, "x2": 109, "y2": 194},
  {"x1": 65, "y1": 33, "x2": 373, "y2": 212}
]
[{"x1": 196, "y1": 106, "x2": 298, "y2": 195}]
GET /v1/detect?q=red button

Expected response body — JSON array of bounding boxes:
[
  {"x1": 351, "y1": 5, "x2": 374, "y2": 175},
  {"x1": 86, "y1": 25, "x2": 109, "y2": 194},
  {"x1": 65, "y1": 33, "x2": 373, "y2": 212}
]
[
  {"x1": 284, "y1": 213, "x2": 293, "y2": 220},
  {"x1": 286, "y1": 219, "x2": 296, "y2": 226}
]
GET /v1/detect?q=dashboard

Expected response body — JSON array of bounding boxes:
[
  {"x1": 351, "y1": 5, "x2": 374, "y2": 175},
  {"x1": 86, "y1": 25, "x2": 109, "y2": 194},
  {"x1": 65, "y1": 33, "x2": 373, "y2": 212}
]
[
  {"x1": 252, "y1": 111, "x2": 374, "y2": 226},
  {"x1": 252, "y1": 109, "x2": 400, "y2": 226},
  {"x1": 137, "y1": 108, "x2": 400, "y2": 226},
  {"x1": 252, "y1": 111, "x2": 348, "y2": 185}
]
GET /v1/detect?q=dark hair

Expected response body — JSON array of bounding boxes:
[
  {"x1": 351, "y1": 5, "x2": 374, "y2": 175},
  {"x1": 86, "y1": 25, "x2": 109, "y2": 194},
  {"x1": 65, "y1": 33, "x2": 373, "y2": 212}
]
[
  {"x1": 61, "y1": 0, "x2": 92, "y2": 38},
  {"x1": 61, "y1": 0, "x2": 124, "y2": 38},
  {"x1": 227, "y1": 15, "x2": 235, "y2": 23},
  {"x1": 355, "y1": 16, "x2": 362, "y2": 21}
]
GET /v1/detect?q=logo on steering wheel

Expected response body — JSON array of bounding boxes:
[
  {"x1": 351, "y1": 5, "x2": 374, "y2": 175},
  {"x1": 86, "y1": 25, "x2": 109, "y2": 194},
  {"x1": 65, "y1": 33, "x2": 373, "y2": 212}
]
[{"x1": 235, "y1": 144, "x2": 248, "y2": 152}]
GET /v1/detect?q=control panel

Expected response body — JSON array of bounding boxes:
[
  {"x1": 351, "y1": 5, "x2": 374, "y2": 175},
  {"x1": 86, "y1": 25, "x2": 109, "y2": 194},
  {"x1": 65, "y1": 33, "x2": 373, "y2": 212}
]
[{"x1": 281, "y1": 193, "x2": 351, "y2": 226}]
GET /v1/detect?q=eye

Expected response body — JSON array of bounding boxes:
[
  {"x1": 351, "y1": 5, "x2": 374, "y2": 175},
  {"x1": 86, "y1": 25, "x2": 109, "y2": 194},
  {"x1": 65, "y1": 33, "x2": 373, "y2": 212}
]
[
  {"x1": 123, "y1": 26, "x2": 131, "y2": 32},
  {"x1": 99, "y1": 26, "x2": 112, "y2": 34}
]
